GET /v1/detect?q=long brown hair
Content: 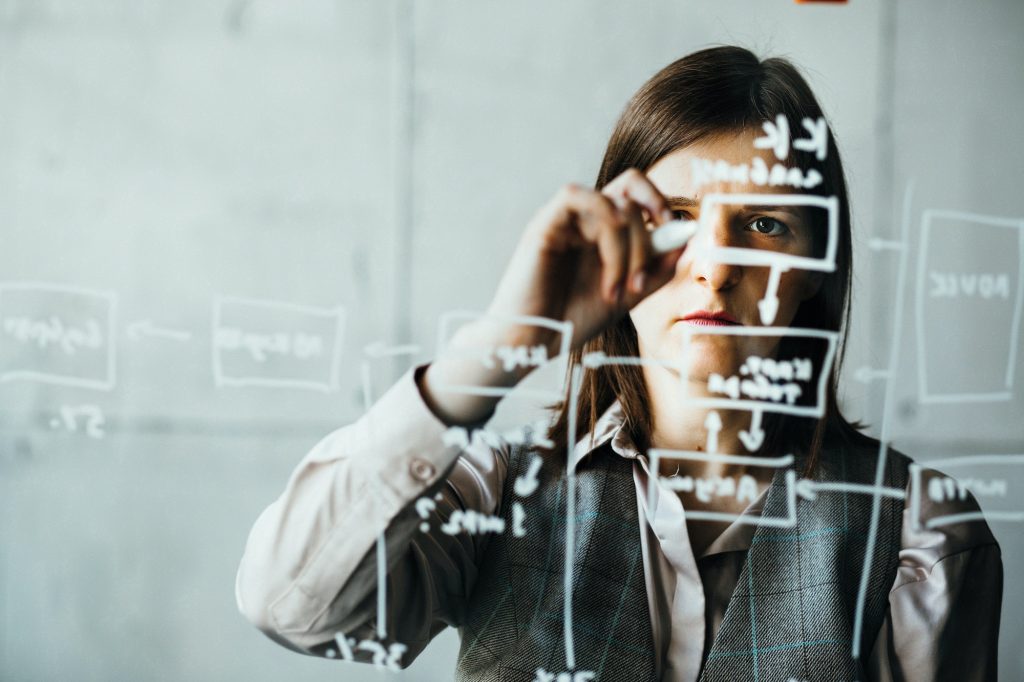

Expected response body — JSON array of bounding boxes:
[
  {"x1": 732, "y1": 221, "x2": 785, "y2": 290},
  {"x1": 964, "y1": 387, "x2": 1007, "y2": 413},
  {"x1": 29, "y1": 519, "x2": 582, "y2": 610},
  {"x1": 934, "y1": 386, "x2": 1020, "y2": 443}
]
[{"x1": 544, "y1": 46, "x2": 872, "y2": 476}]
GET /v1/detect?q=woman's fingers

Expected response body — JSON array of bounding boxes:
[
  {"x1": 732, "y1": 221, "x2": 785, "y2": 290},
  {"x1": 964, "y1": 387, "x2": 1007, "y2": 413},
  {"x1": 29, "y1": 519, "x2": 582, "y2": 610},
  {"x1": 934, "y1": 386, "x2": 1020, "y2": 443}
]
[
  {"x1": 588, "y1": 201, "x2": 631, "y2": 304},
  {"x1": 602, "y1": 169, "x2": 683, "y2": 306},
  {"x1": 647, "y1": 246, "x2": 686, "y2": 292},
  {"x1": 541, "y1": 174, "x2": 677, "y2": 308},
  {"x1": 601, "y1": 168, "x2": 674, "y2": 227},
  {"x1": 624, "y1": 200, "x2": 650, "y2": 294},
  {"x1": 549, "y1": 184, "x2": 629, "y2": 303},
  {"x1": 606, "y1": 196, "x2": 650, "y2": 305}
]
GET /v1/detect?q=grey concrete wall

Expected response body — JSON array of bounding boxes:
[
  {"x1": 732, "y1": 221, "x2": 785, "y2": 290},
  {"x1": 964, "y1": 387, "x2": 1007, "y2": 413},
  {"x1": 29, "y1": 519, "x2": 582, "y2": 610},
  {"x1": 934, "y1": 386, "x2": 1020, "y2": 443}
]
[{"x1": 0, "y1": 1, "x2": 1019, "y2": 680}]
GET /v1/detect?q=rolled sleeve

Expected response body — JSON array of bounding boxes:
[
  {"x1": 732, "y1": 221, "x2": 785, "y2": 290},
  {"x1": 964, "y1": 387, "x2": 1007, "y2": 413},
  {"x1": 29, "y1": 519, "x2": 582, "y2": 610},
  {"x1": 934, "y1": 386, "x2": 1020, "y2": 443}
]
[
  {"x1": 867, "y1": 467, "x2": 1003, "y2": 681},
  {"x1": 235, "y1": 363, "x2": 507, "y2": 659}
]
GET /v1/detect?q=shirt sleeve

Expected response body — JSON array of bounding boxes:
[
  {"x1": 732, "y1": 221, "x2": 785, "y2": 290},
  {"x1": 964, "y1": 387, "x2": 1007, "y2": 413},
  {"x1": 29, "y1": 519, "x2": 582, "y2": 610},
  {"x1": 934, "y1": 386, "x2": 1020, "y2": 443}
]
[
  {"x1": 866, "y1": 467, "x2": 1003, "y2": 681},
  {"x1": 235, "y1": 363, "x2": 510, "y2": 665}
]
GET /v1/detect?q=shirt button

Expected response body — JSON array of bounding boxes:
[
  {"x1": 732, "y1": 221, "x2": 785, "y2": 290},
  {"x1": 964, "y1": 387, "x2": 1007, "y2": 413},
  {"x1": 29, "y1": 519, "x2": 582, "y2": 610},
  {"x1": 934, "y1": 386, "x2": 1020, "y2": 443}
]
[{"x1": 410, "y1": 458, "x2": 436, "y2": 482}]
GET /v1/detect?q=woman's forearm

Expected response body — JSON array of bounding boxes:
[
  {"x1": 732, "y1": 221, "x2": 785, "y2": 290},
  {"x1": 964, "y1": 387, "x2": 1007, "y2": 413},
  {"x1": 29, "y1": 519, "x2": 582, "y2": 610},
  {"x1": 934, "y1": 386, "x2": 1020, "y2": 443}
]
[{"x1": 234, "y1": 364, "x2": 489, "y2": 655}]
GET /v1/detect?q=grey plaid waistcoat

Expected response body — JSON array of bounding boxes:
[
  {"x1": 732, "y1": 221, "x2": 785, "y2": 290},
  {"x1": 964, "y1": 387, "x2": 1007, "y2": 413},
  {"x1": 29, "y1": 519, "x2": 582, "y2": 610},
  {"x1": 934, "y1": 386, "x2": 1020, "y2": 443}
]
[{"x1": 455, "y1": 439, "x2": 909, "y2": 682}]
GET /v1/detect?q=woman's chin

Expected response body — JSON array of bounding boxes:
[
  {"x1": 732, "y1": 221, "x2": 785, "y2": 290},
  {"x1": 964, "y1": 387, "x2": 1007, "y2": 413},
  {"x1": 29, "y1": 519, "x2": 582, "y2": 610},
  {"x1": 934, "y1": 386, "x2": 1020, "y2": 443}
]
[
  {"x1": 681, "y1": 363, "x2": 739, "y2": 386},
  {"x1": 651, "y1": 358, "x2": 742, "y2": 388},
  {"x1": 676, "y1": 346, "x2": 743, "y2": 380},
  {"x1": 643, "y1": 339, "x2": 745, "y2": 381}
]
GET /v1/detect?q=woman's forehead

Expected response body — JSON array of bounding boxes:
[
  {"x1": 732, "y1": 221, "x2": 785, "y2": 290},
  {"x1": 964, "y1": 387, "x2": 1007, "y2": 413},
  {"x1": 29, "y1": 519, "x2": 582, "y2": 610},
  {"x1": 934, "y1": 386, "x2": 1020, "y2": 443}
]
[{"x1": 646, "y1": 129, "x2": 815, "y2": 203}]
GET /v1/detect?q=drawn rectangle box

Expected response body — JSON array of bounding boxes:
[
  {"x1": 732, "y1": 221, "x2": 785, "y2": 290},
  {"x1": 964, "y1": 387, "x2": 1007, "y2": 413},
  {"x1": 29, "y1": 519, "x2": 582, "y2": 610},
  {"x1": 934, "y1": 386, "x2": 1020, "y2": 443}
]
[
  {"x1": 699, "y1": 193, "x2": 839, "y2": 272},
  {"x1": 909, "y1": 454, "x2": 1024, "y2": 531},
  {"x1": 212, "y1": 296, "x2": 344, "y2": 392},
  {"x1": 677, "y1": 326, "x2": 839, "y2": 418},
  {"x1": 914, "y1": 210, "x2": 1024, "y2": 404},
  {"x1": 432, "y1": 311, "x2": 572, "y2": 401},
  {"x1": 0, "y1": 282, "x2": 117, "y2": 390},
  {"x1": 647, "y1": 450, "x2": 797, "y2": 527}
]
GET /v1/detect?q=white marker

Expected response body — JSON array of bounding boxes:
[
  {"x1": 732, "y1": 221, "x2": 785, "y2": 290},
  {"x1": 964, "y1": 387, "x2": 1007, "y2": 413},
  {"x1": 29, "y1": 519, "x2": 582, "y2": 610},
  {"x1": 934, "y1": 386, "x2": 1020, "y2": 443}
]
[{"x1": 651, "y1": 219, "x2": 699, "y2": 254}]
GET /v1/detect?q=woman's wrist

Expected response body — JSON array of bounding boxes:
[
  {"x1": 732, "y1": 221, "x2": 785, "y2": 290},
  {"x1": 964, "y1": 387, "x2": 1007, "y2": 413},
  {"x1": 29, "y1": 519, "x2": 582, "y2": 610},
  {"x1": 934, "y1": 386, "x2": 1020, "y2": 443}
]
[{"x1": 417, "y1": 319, "x2": 544, "y2": 426}]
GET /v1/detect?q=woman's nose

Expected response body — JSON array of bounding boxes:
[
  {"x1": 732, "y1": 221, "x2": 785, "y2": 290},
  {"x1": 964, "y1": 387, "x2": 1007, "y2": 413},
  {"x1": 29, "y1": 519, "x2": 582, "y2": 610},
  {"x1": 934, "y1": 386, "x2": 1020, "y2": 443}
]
[{"x1": 685, "y1": 215, "x2": 743, "y2": 290}]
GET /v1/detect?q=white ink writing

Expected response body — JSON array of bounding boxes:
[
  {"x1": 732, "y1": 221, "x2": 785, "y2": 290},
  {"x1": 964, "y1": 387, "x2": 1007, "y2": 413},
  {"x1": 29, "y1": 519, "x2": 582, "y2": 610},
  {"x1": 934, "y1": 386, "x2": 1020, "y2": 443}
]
[
  {"x1": 691, "y1": 156, "x2": 823, "y2": 190},
  {"x1": 214, "y1": 327, "x2": 324, "y2": 362},
  {"x1": 662, "y1": 473, "x2": 761, "y2": 503},
  {"x1": 3, "y1": 316, "x2": 103, "y2": 355},
  {"x1": 480, "y1": 344, "x2": 549, "y2": 372},
  {"x1": 928, "y1": 476, "x2": 1007, "y2": 503},
  {"x1": 329, "y1": 633, "x2": 405, "y2": 671},
  {"x1": 928, "y1": 272, "x2": 1010, "y2": 299},
  {"x1": 442, "y1": 420, "x2": 555, "y2": 451}
]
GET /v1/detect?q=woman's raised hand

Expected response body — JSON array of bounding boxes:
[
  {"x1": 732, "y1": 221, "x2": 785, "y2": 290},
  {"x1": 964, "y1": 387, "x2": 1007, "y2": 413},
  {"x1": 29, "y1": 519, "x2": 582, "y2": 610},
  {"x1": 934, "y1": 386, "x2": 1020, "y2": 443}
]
[
  {"x1": 487, "y1": 168, "x2": 686, "y2": 350},
  {"x1": 420, "y1": 169, "x2": 686, "y2": 426}
]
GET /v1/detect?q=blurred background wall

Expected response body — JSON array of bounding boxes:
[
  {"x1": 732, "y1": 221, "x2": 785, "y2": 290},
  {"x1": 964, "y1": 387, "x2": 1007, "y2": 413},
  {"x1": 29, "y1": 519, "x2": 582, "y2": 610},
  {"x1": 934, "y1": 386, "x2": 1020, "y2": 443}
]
[{"x1": 0, "y1": 0, "x2": 1020, "y2": 680}]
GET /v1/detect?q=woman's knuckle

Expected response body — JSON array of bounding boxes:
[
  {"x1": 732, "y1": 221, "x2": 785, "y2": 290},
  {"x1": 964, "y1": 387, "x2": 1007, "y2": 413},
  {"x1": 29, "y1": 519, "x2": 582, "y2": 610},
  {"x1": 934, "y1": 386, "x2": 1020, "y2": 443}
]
[
  {"x1": 557, "y1": 182, "x2": 580, "y2": 200},
  {"x1": 588, "y1": 194, "x2": 614, "y2": 218}
]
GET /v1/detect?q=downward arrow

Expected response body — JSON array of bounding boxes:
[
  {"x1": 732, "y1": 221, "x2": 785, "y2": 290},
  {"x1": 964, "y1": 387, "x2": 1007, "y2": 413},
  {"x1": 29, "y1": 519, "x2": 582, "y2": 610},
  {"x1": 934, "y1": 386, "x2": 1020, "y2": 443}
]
[
  {"x1": 704, "y1": 410, "x2": 722, "y2": 453},
  {"x1": 757, "y1": 266, "x2": 784, "y2": 325},
  {"x1": 513, "y1": 454, "x2": 543, "y2": 497},
  {"x1": 738, "y1": 409, "x2": 765, "y2": 452},
  {"x1": 757, "y1": 297, "x2": 779, "y2": 326}
]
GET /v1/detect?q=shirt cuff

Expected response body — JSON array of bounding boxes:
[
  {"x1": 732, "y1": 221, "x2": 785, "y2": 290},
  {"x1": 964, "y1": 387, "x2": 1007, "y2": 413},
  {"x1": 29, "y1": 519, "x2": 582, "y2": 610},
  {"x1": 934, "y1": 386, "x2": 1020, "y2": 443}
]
[
  {"x1": 241, "y1": 363, "x2": 465, "y2": 641},
  {"x1": 344, "y1": 363, "x2": 466, "y2": 513}
]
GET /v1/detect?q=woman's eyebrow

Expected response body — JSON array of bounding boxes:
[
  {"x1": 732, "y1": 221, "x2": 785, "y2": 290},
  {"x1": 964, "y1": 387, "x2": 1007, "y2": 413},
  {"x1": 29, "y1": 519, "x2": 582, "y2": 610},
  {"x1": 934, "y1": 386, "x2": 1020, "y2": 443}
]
[
  {"x1": 742, "y1": 204, "x2": 805, "y2": 218},
  {"x1": 663, "y1": 195, "x2": 700, "y2": 209},
  {"x1": 663, "y1": 197, "x2": 805, "y2": 220}
]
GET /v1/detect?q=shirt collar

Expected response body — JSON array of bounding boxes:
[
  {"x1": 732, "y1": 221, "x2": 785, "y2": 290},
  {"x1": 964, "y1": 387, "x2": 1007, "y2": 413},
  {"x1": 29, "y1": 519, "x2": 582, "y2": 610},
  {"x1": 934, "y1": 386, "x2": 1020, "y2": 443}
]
[
  {"x1": 570, "y1": 399, "x2": 780, "y2": 556},
  {"x1": 569, "y1": 399, "x2": 639, "y2": 474},
  {"x1": 701, "y1": 486, "x2": 769, "y2": 557}
]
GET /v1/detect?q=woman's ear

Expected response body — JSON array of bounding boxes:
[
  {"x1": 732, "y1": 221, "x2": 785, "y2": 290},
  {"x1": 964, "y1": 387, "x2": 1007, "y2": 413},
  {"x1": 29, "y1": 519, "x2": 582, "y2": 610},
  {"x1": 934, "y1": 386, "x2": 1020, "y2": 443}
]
[{"x1": 800, "y1": 272, "x2": 825, "y2": 301}]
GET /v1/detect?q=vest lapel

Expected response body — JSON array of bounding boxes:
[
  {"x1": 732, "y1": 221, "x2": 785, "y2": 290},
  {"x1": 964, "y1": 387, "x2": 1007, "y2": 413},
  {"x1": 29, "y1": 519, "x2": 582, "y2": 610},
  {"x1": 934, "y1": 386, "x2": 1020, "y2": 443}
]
[
  {"x1": 456, "y1": 446, "x2": 658, "y2": 682},
  {"x1": 700, "y1": 454, "x2": 859, "y2": 681},
  {"x1": 699, "y1": 444, "x2": 908, "y2": 681},
  {"x1": 555, "y1": 451, "x2": 658, "y2": 681}
]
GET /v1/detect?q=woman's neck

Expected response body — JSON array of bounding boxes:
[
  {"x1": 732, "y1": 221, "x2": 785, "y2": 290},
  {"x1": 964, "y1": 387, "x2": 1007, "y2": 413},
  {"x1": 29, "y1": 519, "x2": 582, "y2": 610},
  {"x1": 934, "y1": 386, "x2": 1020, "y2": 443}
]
[
  {"x1": 637, "y1": 361, "x2": 781, "y2": 558},
  {"x1": 642, "y1": 363, "x2": 770, "y2": 482}
]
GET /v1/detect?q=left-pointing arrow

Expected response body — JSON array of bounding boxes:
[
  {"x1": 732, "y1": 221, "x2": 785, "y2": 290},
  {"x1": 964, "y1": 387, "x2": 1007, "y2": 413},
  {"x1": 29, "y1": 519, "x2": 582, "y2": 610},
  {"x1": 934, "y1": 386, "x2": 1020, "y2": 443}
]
[{"x1": 126, "y1": 320, "x2": 192, "y2": 342}]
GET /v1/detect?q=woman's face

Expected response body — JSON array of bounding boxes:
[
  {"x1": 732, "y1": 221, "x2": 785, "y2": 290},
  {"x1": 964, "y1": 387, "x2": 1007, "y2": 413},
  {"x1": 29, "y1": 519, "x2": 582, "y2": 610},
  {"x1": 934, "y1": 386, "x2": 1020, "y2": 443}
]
[{"x1": 629, "y1": 128, "x2": 824, "y2": 386}]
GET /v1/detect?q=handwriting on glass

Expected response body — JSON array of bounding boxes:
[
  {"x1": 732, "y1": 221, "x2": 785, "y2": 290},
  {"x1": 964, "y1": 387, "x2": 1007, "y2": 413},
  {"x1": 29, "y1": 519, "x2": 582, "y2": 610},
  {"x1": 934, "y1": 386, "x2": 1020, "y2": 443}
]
[{"x1": 329, "y1": 633, "x2": 406, "y2": 671}]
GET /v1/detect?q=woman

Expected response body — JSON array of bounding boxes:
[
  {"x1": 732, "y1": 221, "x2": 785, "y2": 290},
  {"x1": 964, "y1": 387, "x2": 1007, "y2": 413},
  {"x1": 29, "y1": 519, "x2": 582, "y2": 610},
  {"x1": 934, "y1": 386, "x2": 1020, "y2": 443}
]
[{"x1": 236, "y1": 47, "x2": 1002, "y2": 681}]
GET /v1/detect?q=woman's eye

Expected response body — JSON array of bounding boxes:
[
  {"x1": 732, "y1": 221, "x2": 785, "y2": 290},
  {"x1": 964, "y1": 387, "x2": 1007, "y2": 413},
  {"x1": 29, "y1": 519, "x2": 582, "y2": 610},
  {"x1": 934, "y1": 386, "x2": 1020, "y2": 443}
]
[
  {"x1": 648, "y1": 209, "x2": 692, "y2": 230},
  {"x1": 746, "y1": 216, "x2": 788, "y2": 236}
]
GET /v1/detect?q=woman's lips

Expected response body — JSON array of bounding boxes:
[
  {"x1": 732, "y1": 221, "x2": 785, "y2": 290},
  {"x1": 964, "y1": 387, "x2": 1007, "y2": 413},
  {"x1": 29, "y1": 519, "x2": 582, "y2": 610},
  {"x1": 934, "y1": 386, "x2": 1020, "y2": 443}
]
[
  {"x1": 678, "y1": 310, "x2": 742, "y2": 326},
  {"x1": 680, "y1": 318, "x2": 740, "y2": 326}
]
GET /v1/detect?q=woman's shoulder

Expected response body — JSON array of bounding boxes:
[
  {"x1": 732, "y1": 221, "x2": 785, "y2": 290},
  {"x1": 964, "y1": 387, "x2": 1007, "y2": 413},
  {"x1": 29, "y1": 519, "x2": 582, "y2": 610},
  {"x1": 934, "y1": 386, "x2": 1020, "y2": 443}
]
[
  {"x1": 903, "y1": 463, "x2": 1001, "y2": 560},
  {"x1": 819, "y1": 426, "x2": 1000, "y2": 556},
  {"x1": 817, "y1": 425, "x2": 914, "y2": 485}
]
